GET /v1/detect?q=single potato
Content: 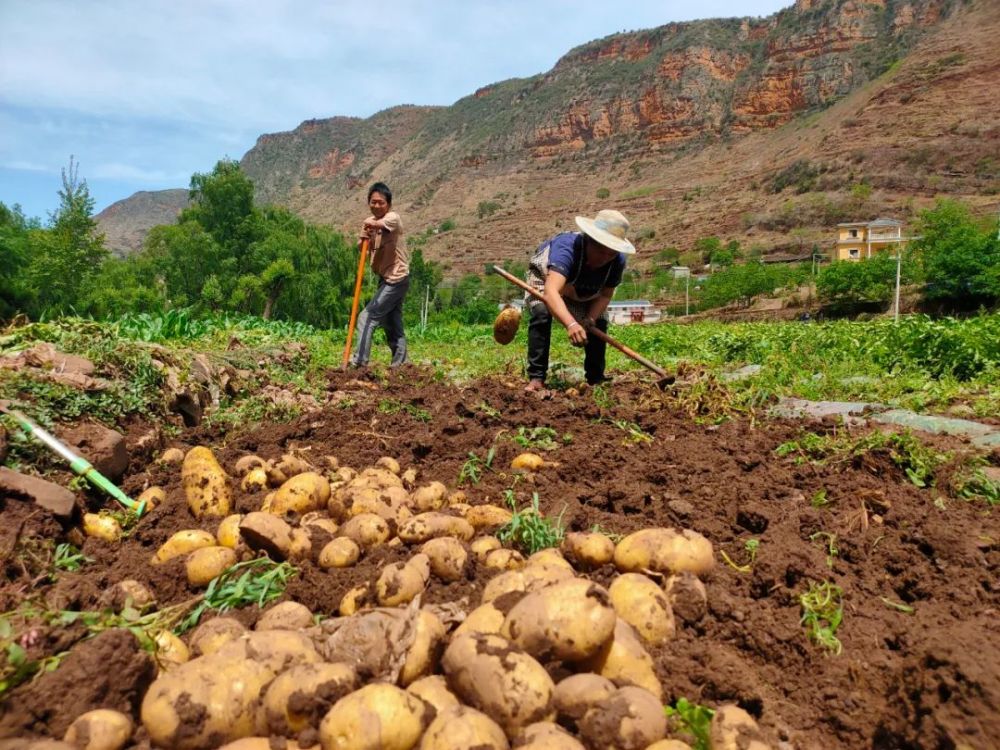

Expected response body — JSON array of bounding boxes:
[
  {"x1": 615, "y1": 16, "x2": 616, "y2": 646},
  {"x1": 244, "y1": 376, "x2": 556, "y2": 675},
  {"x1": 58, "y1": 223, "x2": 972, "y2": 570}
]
[
  {"x1": 421, "y1": 537, "x2": 468, "y2": 582},
  {"x1": 406, "y1": 676, "x2": 459, "y2": 715},
  {"x1": 136, "y1": 486, "x2": 166, "y2": 513},
  {"x1": 63, "y1": 709, "x2": 133, "y2": 750},
  {"x1": 318, "y1": 683, "x2": 431, "y2": 750},
  {"x1": 338, "y1": 513, "x2": 391, "y2": 548},
  {"x1": 608, "y1": 573, "x2": 676, "y2": 646},
  {"x1": 216, "y1": 514, "x2": 244, "y2": 549},
  {"x1": 579, "y1": 686, "x2": 667, "y2": 750},
  {"x1": 613, "y1": 528, "x2": 715, "y2": 577},
  {"x1": 709, "y1": 705, "x2": 772, "y2": 750},
  {"x1": 182, "y1": 446, "x2": 233, "y2": 518},
  {"x1": 318, "y1": 537, "x2": 361, "y2": 569},
  {"x1": 269, "y1": 472, "x2": 331, "y2": 517},
  {"x1": 261, "y1": 662, "x2": 357, "y2": 736},
  {"x1": 513, "y1": 722, "x2": 584, "y2": 750},
  {"x1": 562, "y1": 532, "x2": 615, "y2": 569},
  {"x1": 185, "y1": 546, "x2": 237, "y2": 587},
  {"x1": 152, "y1": 529, "x2": 216, "y2": 564},
  {"x1": 83, "y1": 513, "x2": 121, "y2": 542},
  {"x1": 189, "y1": 617, "x2": 246, "y2": 657},
  {"x1": 577, "y1": 618, "x2": 661, "y2": 700},
  {"x1": 419, "y1": 706, "x2": 509, "y2": 750},
  {"x1": 239, "y1": 512, "x2": 293, "y2": 560},
  {"x1": 398, "y1": 512, "x2": 475, "y2": 544},
  {"x1": 552, "y1": 674, "x2": 616, "y2": 723},
  {"x1": 256, "y1": 601, "x2": 314, "y2": 631}
]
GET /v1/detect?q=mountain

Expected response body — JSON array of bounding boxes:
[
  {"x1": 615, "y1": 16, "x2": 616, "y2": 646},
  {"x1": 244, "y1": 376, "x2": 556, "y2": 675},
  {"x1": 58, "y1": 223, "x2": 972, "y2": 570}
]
[
  {"x1": 99, "y1": 0, "x2": 999, "y2": 276},
  {"x1": 97, "y1": 189, "x2": 189, "y2": 258}
]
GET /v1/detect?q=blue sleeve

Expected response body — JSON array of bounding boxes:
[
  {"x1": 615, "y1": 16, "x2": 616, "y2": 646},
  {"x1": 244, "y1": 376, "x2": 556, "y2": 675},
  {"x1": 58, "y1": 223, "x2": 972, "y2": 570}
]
[
  {"x1": 545, "y1": 233, "x2": 578, "y2": 278},
  {"x1": 606, "y1": 255, "x2": 626, "y2": 288}
]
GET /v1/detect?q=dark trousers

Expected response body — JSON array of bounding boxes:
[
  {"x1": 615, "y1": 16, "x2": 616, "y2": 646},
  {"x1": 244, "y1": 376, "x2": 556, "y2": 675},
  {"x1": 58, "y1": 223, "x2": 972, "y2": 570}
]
[
  {"x1": 350, "y1": 276, "x2": 409, "y2": 366},
  {"x1": 526, "y1": 301, "x2": 609, "y2": 384}
]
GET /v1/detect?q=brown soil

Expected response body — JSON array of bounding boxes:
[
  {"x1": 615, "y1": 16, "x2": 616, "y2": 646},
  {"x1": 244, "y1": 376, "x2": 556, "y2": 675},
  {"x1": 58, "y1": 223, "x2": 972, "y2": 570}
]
[{"x1": 2, "y1": 367, "x2": 998, "y2": 749}]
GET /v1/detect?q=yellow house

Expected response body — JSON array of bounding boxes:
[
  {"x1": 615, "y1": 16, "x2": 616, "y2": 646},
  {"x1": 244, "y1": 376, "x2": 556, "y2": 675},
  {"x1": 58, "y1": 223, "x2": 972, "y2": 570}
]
[{"x1": 833, "y1": 218, "x2": 907, "y2": 261}]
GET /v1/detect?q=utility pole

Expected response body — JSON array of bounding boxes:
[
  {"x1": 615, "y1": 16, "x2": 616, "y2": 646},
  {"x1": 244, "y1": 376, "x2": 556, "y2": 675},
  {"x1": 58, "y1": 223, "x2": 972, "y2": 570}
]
[
  {"x1": 893, "y1": 248, "x2": 902, "y2": 323},
  {"x1": 685, "y1": 274, "x2": 690, "y2": 316}
]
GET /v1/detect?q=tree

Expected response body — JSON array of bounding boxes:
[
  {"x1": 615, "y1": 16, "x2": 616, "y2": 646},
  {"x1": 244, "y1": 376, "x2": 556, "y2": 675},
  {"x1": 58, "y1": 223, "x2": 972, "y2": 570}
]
[
  {"x1": 0, "y1": 203, "x2": 35, "y2": 318},
  {"x1": 912, "y1": 199, "x2": 1000, "y2": 302},
  {"x1": 816, "y1": 253, "x2": 910, "y2": 304},
  {"x1": 701, "y1": 261, "x2": 779, "y2": 309}
]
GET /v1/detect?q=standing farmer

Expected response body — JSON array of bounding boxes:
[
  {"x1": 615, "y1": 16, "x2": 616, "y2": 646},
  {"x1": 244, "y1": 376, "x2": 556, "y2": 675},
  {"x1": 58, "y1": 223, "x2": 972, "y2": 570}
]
[
  {"x1": 349, "y1": 182, "x2": 410, "y2": 368},
  {"x1": 525, "y1": 209, "x2": 635, "y2": 392}
]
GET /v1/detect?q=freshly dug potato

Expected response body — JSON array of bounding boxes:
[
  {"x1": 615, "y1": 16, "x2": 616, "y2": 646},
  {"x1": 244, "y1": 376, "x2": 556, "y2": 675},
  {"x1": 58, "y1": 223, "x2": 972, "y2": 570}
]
[
  {"x1": 234, "y1": 455, "x2": 266, "y2": 477},
  {"x1": 319, "y1": 537, "x2": 361, "y2": 569},
  {"x1": 553, "y1": 674, "x2": 616, "y2": 723},
  {"x1": 216, "y1": 514, "x2": 244, "y2": 549},
  {"x1": 401, "y1": 467, "x2": 417, "y2": 488},
  {"x1": 256, "y1": 601, "x2": 314, "y2": 631},
  {"x1": 400, "y1": 609, "x2": 446, "y2": 686},
  {"x1": 511, "y1": 453, "x2": 544, "y2": 471},
  {"x1": 375, "y1": 456, "x2": 401, "y2": 475},
  {"x1": 319, "y1": 683, "x2": 432, "y2": 750},
  {"x1": 492, "y1": 305, "x2": 521, "y2": 346},
  {"x1": 406, "y1": 676, "x2": 459, "y2": 715},
  {"x1": 501, "y1": 578, "x2": 616, "y2": 661},
  {"x1": 185, "y1": 546, "x2": 237, "y2": 587},
  {"x1": 645, "y1": 741, "x2": 694, "y2": 750},
  {"x1": 107, "y1": 579, "x2": 155, "y2": 610},
  {"x1": 513, "y1": 722, "x2": 584, "y2": 750},
  {"x1": 420, "y1": 705, "x2": 509, "y2": 750},
  {"x1": 709, "y1": 705, "x2": 772, "y2": 750},
  {"x1": 339, "y1": 584, "x2": 370, "y2": 616},
  {"x1": 159, "y1": 447, "x2": 184, "y2": 464},
  {"x1": 562, "y1": 532, "x2": 614, "y2": 569},
  {"x1": 64, "y1": 709, "x2": 133, "y2": 750},
  {"x1": 449, "y1": 502, "x2": 472, "y2": 518},
  {"x1": 520, "y1": 558, "x2": 575, "y2": 591},
  {"x1": 182, "y1": 446, "x2": 233, "y2": 518},
  {"x1": 261, "y1": 662, "x2": 357, "y2": 735},
  {"x1": 376, "y1": 561, "x2": 426, "y2": 607},
  {"x1": 613, "y1": 528, "x2": 714, "y2": 576},
  {"x1": 275, "y1": 452, "x2": 313, "y2": 480},
  {"x1": 189, "y1": 617, "x2": 246, "y2": 657},
  {"x1": 241, "y1": 467, "x2": 269, "y2": 493},
  {"x1": 471, "y1": 536, "x2": 502, "y2": 560},
  {"x1": 398, "y1": 512, "x2": 475, "y2": 544},
  {"x1": 154, "y1": 631, "x2": 189, "y2": 671},
  {"x1": 577, "y1": 618, "x2": 661, "y2": 700},
  {"x1": 269, "y1": 472, "x2": 331, "y2": 517},
  {"x1": 579, "y1": 686, "x2": 667, "y2": 750},
  {"x1": 453, "y1": 600, "x2": 509, "y2": 638},
  {"x1": 466, "y1": 505, "x2": 514, "y2": 530},
  {"x1": 218, "y1": 740, "x2": 312, "y2": 750},
  {"x1": 302, "y1": 513, "x2": 339, "y2": 535},
  {"x1": 355, "y1": 467, "x2": 404, "y2": 490},
  {"x1": 484, "y1": 548, "x2": 525, "y2": 571},
  {"x1": 239, "y1": 512, "x2": 293, "y2": 560},
  {"x1": 288, "y1": 528, "x2": 313, "y2": 561},
  {"x1": 410, "y1": 481, "x2": 447, "y2": 512},
  {"x1": 481, "y1": 571, "x2": 527, "y2": 603},
  {"x1": 141, "y1": 656, "x2": 274, "y2": 749},
  {"x1": 421, "y1": 537, "x2": 468, "y2": 582},
  {"x1": 608, "y1": 573, "x2": 676, "y2": 646},
  {"x1": 83, "y1": 513, "x2": 121, "y2": 542},
  {"x1": 339, "y1": 513, "x2": 391, "y2": 548},
  {"x1": 136, "y1": 486, "x2": 166, "y2": 513},
  {"x1": 152, "y1": 529, "x2": 215, "y2": 564},
  {"x1": 664, "y1": 572, "x2": 708, "y2": 625},
  {"x1": 335, "y1": 466, "x2": 357, "y2": 484},
  {"x1": 442, "y1": 633, "x2": 555, "y2": 737},
  {"x1": 264, "y1": 461, "x2": 288, "y2": 488}
]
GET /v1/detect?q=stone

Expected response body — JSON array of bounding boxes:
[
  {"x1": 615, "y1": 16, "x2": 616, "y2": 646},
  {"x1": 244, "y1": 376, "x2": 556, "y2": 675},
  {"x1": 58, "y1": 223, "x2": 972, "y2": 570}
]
[
  {"x1": 23, "y1": 343, "x2": 95, "y2": 376},
  {"x1": 59, "y1": 421, "x2": 129, "y2": 481},
  {"x1": 0, "y1": 467, "x2": 77, "y2": 519}
]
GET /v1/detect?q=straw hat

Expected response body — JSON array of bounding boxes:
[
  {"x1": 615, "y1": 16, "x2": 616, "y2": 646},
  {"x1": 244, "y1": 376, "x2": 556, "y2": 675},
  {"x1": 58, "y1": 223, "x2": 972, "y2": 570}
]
[{"x1": 575, "y1": 209, "x2": 635, "y2": 255}]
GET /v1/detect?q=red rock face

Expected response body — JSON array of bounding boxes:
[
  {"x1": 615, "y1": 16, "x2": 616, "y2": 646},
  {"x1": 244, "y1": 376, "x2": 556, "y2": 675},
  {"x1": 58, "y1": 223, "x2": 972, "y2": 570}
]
[{"x1": 307, "y1": 149, "x2": 356, "y2": 179}]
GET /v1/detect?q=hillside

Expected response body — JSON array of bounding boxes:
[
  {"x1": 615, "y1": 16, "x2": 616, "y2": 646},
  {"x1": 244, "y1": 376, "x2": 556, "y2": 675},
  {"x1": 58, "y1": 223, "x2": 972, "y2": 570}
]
[{"x1": 99, "y1": 0, "x2": 1000, "y2": 277}]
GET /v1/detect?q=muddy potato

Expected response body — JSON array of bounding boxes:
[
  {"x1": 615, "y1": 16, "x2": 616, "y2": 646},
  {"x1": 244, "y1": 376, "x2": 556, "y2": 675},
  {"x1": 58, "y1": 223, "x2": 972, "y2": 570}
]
[
  {"x1": 709, "y1": 705, "x2": 772, "y2": 750},
  {"x1": 398, "y1": 512, "x2": 475, "y2": 544},
  {"x1": 137, "y1": 486, "x2": 166, "y2": 513},
  {"x1": 152, "y1": 529, "x2": 216, "y2": 564},
  {"x1": 63, "y1": 709, "x2": 133, "y2": 750},
  {"x1": 419, "y1": 706, "x2": 509, "y2": 750},
  {"x1": 471, "y1": 536, "x2": 502, "y2": 560},
  {"x1": 182, "y1": 446, "x2": 233, "y2": 519},
  {"x1": 264, "y1": 460, "x2": 288, "y2": 488},
  {"x1": 608, "y1": 573, "x2": 676, "y2": 646},
  {"x1": 520, "y1": 558, "x2": 575, "y2": 592},
  {"x1": 613, "y1": 528, "x2": 714, "y2": 577},
  {"x1": 218, "y1": 740, "x2": 312, "y2": 750},
  {"x1": 577, "y1": 618, "x2": 661, "y2": 700},
  {"x1": 375, "y1": 562, "x2": 426, "y2": 607},
  {"x1": 159, "y1": 447, "x2": 184, "y2": 464},
  {"x1": 562, "y1": 532, "x2": 614, "y2": 569},
  {"x1": 355, "y1": 467, "x2": 404, "y2": 490},
  {"x1": 664, "y1": 572, "x2": 708, "y2": 625},
  {"x1": 453, "y1": 600, "x2": 509, "y2": 638},
  {"x1": 579, "y1": 686, "x2": 667, "y2": 750},
  {"x1": 275, "y1": 452, "x2": 313, "y2": 480},
  {"x1": 239, "y1": 512, "x2": 293, "y2": 560},
  {"x1": 189, "y1": 617, "x2": 246, "y2": 657},
  {"x1": 339, "y1": 584, "x2": 370, "y2": 616},
  {"x1": 241, "y1": 467, "x2": 269, "y2": 493},
  {"x1": 319, "y1": 537, "x2": 361, "y2": 569},
  {"x1": 154, "y1": 631, "x2": 189, "y2": 671},
  {"x1": 484, "y1": 548, "x2": 525, "y2": 571},
  {"x1": 319, "y1": 683, "x2": 431, "y2": 750},
  {"x1": 261, "y1": 662, "x2": 357, "y2": 736},
  {"x1": 513, "y1": 722, "x2": 583, "y2": 750},
  {"x1": 410, "y1": 481, "x2": 447, "y2": 512},
  {"x1": 481, "y1": 570, "x2": 527, "y2": 603},
  {"x1": 501, "y1": 578, "x2": 616, "y2": 661},
  {"x1": 256, "y1": 601, "x2": 314, "y2": 631},
  {"x1": 216, "y1": 514, "x2": 244, "y2": 549},
  {"x1": 645, "y1": 742, "x2": 694, "y2": 750},
  {"x1": 552, "y1": 674, "x2": 617, "y2": 723},
  {"x1": 511, "y1": 453, "x2": 544, "y2": 471},
  {"x1": 466, "y1": 505, "x2": 514, "y2": 530},
  {"x1": 288, "y1": 528, "x2": 313, "y2": 561},
  {"x1": 375, "y1": 456, "x2": 401, "y2": 475},
  {"x1": 447, "y1": 489, "x2": 468, "y2": 506},
  {"x1": 270, "y1": 472, "x2": 331, "y2": 517},
  {"x1": 302, "y1": 512, "x2": 339, "y2": 535},
  {"x1": 83, "y1": 513, "x2": 121, "y2": 542},
  {"x1": 334, "y1": 466, "x2": 357, "y2": 483},
  {"x1": 234, "y1": 455, "x2": 266, "y2": 476},
  {"x1": 107, "y1": 579, "x2": 155, "y2": 610},
  {"x1": 401, "y1": 467, "x2": 418, "y2": 488},
  {"x1": 406, "y1": 676, "x2": 459, "y2": 715},
  {"x1": 421, "y1": 537, "x2": 468, "y2": 582},
  {"x1": 442, "y1": 633, "x2": 555, "y2": 738},
  {"x1": 400, "y1": 609, "x2": 446, "y2": 686},
  {"x1": 339, "y1": 513, "x2": 391, "y2": 548},
  {"x1": 186, "y1": 546, "x2": 237, "y2": 587}
]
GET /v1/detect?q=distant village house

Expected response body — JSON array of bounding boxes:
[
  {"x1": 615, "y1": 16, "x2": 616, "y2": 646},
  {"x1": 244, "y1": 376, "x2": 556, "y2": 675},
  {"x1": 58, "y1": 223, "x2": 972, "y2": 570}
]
[{"x1": 833, "y1": 218, "x2": 907, "y2": 261}]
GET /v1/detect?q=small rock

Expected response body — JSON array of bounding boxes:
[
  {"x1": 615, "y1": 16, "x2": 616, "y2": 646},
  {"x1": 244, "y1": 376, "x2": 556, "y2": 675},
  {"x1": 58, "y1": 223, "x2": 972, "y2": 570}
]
[
  {"x1": 667, "y1": 499, "x2": 695, "y2": 516},
  {"x1": 59, "y1": 421, "x2": 128, "y2": 481},
  {"x1": 0, "y1": 467, "x2": 77, "y2": 519},
  {"x1": 23, "y1": 343, "x2": 95, "y2": 376}
]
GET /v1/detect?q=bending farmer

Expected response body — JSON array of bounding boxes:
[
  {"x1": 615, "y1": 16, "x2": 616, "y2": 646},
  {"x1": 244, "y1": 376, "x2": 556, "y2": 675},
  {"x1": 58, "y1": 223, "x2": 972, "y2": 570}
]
[
  {"x1": 525, "y1": 209, "x2": 635, "y2": 392},
  {"x1": 349, "y1": 182, "x2": 410, "y2": 368}
]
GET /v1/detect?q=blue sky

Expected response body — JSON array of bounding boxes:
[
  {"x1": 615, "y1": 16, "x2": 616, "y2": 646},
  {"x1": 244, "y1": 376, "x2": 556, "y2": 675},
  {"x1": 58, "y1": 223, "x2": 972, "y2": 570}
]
[{"x1": 0, "y1": 1, "x2": 790, "y2": 222}]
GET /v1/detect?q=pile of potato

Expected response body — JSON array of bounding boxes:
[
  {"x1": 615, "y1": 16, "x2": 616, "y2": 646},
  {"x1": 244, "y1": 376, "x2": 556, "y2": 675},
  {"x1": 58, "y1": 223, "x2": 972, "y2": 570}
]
[{"x1": 74, "y1": 446, "x2": 772, "y2": 750}]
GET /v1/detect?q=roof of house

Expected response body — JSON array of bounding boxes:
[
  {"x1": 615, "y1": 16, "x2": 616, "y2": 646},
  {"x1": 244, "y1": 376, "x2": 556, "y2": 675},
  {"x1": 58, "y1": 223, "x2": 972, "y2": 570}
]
[
  {"x1": 609, "y1": 300, "x2": 654, "y2": 307},
  {"x1": 837, "y1": 217, "x2": 903, "y2": 227}
]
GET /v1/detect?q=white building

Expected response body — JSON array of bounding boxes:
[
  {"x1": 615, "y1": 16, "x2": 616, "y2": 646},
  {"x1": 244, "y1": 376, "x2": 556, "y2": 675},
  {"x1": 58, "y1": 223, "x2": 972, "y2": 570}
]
[{"x1": 606, "y1": 299, "x2": 662, "y2": 325}]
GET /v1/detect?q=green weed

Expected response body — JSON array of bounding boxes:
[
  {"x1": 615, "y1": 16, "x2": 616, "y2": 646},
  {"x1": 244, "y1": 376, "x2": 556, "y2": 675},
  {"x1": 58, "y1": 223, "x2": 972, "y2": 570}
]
[
  {"x1": 512, "y1": 426, "x2": 559, "y2": 451},
  {"x1": 458, "y1": 447, "x2": 496, "y2": 485},
  {"x1": 598, "y1": 417, "x2": 653, "y2": 444},
  {"x1": 378, "y1": 398, "x2": 431, "y2": 422},
  {"x1": 53, "y1": 543, "x2": 90, "y2": 572},
  {"x1": 810, "y1": 532, "x2": 839, "y2": 568},
  {"x1": 664, "y1": 697, "x2": 715, "y2": 750},
  {"x1": 177, "y1": 558, "x2": 297, "y2": 633},
  {"x1": 721, "y1": 538, "x2": 760, "y2": 573},
  {"x1": 799, "y1": 581, "x2": 844, "y2": 655},
  {"x1": 496, "y1": 491, "x2": 565, "y2": 555}
]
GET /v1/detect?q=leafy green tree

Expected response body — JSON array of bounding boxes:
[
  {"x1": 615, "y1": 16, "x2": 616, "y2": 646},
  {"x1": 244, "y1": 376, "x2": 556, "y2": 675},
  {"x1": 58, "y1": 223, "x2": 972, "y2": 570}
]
[
  {"x1": 912, "y1": 199, "x2": 1000, "y2": 301},
  {"x1": 701, "y1": 261, "x2": 779, "y2": 308},
  {"x1": 694, "y1": 236, "x2": 722, "y2": 265},
  {"x1": 182, "y1": 159, "x2": 260, "y2": 258},
  {"x1": 816, "y1": 253, "x2": 912, "y2": 303},
  {"x1": 0, "y1": 202, "x2": 36, "y2": 317}
]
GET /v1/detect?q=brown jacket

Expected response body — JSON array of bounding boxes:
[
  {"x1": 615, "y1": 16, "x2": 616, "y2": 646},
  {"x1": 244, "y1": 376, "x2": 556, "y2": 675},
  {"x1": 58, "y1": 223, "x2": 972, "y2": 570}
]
[{"x1": 369, "y1": 211, "x2": 408, "y2": 283}]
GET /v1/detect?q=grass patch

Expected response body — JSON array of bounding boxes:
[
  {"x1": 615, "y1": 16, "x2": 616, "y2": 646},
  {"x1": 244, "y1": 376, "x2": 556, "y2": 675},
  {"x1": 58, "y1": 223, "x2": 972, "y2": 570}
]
[
  {"x1": 799, "y1": 581, "x2": 844, "y2": 655},
  {"x1": 496, "y1": 491, "x2": 565, "y2": 555},
  {"x1": 177, "y1": 558, "x2": 297, "y2": 633}
]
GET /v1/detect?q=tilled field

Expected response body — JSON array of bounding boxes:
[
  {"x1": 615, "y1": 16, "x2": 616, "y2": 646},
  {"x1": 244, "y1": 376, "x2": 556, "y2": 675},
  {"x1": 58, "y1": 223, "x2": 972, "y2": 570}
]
[{"x1": 1, "y1": 367, "x2": 998, "y2": 750}]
